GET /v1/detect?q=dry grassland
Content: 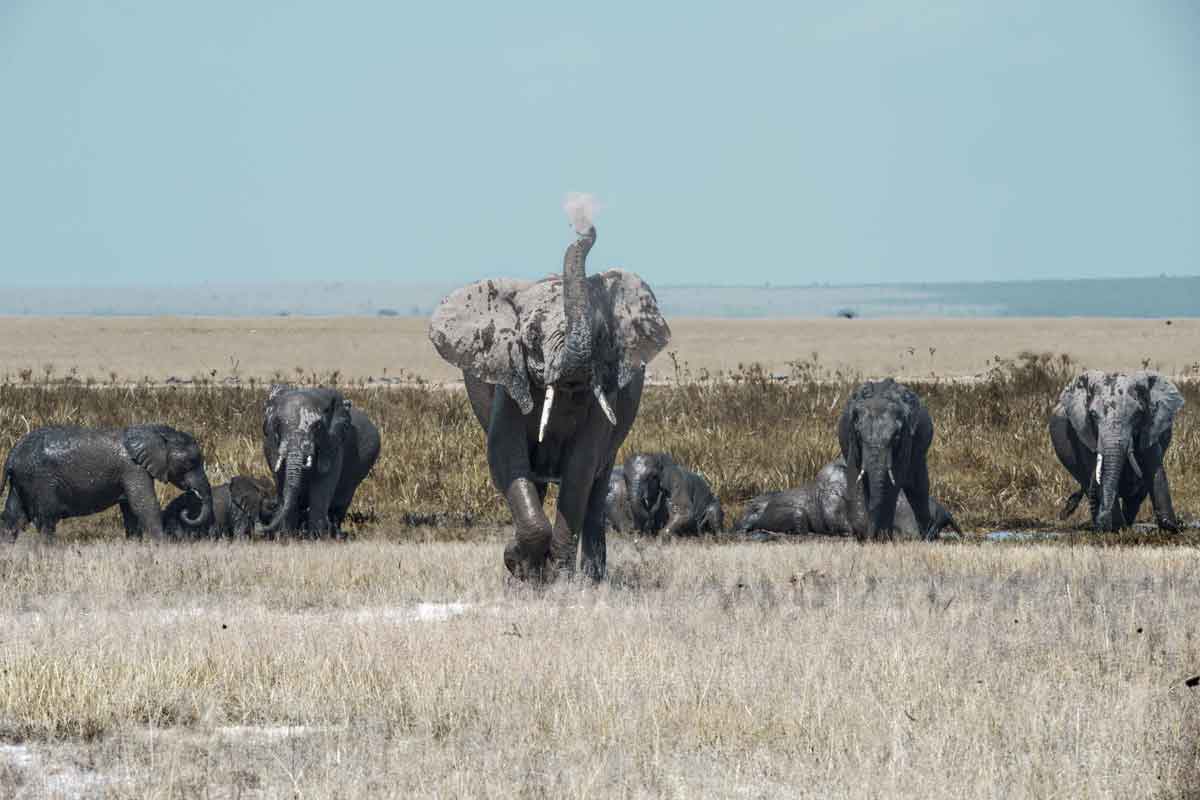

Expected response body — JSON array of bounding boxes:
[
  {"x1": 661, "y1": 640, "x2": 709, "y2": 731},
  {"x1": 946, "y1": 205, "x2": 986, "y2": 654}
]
[
  {"x1": 1, "y1": 539, "x2": 1199, "y2": 798},
  {"x1": 0, "y1": 316, "x2": 1196, "y2": 385}
]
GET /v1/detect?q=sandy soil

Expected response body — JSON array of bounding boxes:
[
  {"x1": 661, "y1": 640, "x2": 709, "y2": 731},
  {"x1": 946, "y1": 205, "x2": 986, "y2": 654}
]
[{"x1": 0, "y1": 316, "x2": 1195, "y2": 384}]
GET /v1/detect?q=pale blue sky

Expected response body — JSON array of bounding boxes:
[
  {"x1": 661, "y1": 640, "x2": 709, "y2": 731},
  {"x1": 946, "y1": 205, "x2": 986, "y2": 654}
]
[{"x1": 1, "y1": 1, "x2": 1197, "y2": 287}]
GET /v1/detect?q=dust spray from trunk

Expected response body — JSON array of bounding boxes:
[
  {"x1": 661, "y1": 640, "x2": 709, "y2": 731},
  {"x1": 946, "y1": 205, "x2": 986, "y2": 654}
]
[{"x1": 563, "y1": 192, "x2": 600, "y2": 234}]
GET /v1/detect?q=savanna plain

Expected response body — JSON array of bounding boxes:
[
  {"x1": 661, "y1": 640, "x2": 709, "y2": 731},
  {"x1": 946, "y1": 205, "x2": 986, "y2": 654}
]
[{"x1": 0, "y1": 316, "x2": 1199, "y2": 798}]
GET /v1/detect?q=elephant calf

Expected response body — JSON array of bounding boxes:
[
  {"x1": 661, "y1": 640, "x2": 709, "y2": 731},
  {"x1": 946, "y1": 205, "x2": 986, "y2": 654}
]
[
  {"x1": 733, "y1": 457, "x2": 961, "y2": 539},
  {"x1": 605, "y1": 453, "x2": 723, "y2": 536},
  {"x1": 163, "y1": 475, "x2": 278, "y2": 539},
  {"x1": 0, "y1": 424, "x2": 214, "y2": 541}
]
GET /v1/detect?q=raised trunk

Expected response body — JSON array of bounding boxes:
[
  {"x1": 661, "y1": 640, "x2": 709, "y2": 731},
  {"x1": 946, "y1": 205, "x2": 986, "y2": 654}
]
[
  {"x1": 262, "y1": 448, "x2": 304, "y2": 536},
  {"x1": 553, "y1": 226, "x2": 595, "y2": 386}
]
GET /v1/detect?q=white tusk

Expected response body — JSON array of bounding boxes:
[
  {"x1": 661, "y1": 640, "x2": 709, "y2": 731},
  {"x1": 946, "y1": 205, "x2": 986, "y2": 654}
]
[
  {"x1": 595, "y1": 387, "x2": 617, "y2": 427},
  {"x1": 191, "y1": 488, "x2": 202, "y2": 498},
  {"x1": 304, "y1": 454, "x2": 313, "y2": 469},
  {"x1": 857, "y1": 469, "x2": 865, "y2": 483},
  {"x1": 274, "y1": 454, "x2": 284, "y2": 472},
  {"x1": 538, "y1": 386, "x2": 555, "y2": 443},
  {"x1": 1127, "y1": 451, "x2": 1142, "y2": 479},
  {"x1": 887, "y1": 468, "x2": 895, "y2": 485},
  {"x1": 1094, "y1": 453, "x2": 1102, "y2": 484}
]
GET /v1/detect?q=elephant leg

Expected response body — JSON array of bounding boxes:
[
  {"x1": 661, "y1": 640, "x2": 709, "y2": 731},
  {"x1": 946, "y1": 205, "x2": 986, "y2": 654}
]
[
  {"x1": 305, "y1": 476, "x2": 337, "y2": 539},
  {"x1": 902, "y1": 466, "x2": 934, "y2": 541},
  {"x1": 579, "y1": 475, "x2": 610, "y2": 580},
  {"x1": 122, "y1": 475, "x2": 165, "y2": 540},
  {"x1": 1149, "y1": 467, "x2": 1179, "y2": 532},
  {"x1": 35, "y1": 517, "x2": 57, "y2": 541},
  {"x1": 119, "y1": 499, "x2": 144, "y2": 539},
  {"x1": 1, "y1": 489, "x2": 28, "y2": 542},
  {"x1": 1120, "y1": 488, "x2": 1147, "y2": 529}
]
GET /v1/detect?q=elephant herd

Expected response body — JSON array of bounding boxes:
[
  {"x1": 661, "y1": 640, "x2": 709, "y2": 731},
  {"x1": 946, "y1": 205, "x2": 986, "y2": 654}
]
[
  {"x1": 0, "y1": 385, "x2": 380, "y2": 541},
  {"x1": 0, "y1": 209, "x2": 1188, "y2": 585}
]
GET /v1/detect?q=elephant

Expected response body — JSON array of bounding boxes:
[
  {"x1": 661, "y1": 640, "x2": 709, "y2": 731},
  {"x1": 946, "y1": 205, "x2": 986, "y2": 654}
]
[
  {"x1": 1049, "y1": 370, "x2": 1183, "y2": 532},
  {"x1": 259, "y1": 385, "x2": 381, "y2": 538},
  {"x1": 0, "y1": 424, "x2": 213, "y2": 541},
  {"x1": 605, "y1": 453, "x2": 723, "y2": 535},
  {"x1": 162, "y1": 475, "x2": 278, "y2": 539},
  {"x1": 732, "y1": 457, "x2": 962, "y2": 539},
  {"x1": 428, "y1": 214, "x2": 670, "y2": 581},
  {"x1": 838, "y1": 379, "x2": 936, "y2": 541}
]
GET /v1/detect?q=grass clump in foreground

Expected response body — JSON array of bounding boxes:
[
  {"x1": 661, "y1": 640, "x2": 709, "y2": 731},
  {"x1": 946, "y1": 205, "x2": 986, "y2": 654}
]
[{"x1": 0, "y1": 539, "x2": 1197, "y2": 796}]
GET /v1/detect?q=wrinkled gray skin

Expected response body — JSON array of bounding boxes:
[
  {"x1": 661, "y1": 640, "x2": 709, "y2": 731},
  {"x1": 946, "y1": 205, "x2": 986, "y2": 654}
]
[
  {"x1": 163, "y1": 475, "x2": 278, "y2": 539},
  {"x1": 733, "y1": 457, "x2": 961, "y2": 539},
  {"x1": 1049, "y1": 370, "x2": 1183, "y2": 532},
  {"x1": 0, "y1": 424, "x2": 213, "y2": 541},
  {"x1": 838, "y1": 379, "x2": 936, "y2": 541},
  {"x1": 260, "y1": 386, "x2": 381, "y2": 539},
  {"x1": 429, "y1": 224, "x2": 670, "y2": 581},
  {"x1": 606, "y1": 453, "x2": 722, "y2": 536}
]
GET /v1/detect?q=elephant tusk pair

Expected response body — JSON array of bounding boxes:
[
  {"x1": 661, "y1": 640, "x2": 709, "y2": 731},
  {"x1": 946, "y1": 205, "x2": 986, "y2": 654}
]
[{"x1": 537, "y1": 385, "x2": 617, "y2": 444}]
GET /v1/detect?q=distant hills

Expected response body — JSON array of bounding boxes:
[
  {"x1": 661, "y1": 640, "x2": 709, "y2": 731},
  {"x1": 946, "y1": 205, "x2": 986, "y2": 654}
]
[{"x1": 0, "y1": 276, "x2": 1196, "y2": 318}]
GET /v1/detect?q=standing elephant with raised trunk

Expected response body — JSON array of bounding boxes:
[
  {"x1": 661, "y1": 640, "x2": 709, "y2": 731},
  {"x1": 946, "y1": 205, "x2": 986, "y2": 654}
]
[
  {"x1": 606, "y1": 453, "x2": 722, "y2": 536},
  {"x1": 0, "y1": 424, "x2": 213, "y2": 541},
  {"x1": 259, "y1": 386, "x2": 381, "y2": 539},
  {"x1": 163, "y1": 475, "x2": 278, "y2": 539},
  {"x1": 1049, "y1": 370, "x2": 1183, "y2": 532},
  {"x1": 733, "y1": 457, "x2": 961, "y2": 539},
  {"x1": 838, "y1": 379, "x2": 936, "y2": 541},
  {"x1": 429, "y1": 203, "x2": 670, "y2": 581}
]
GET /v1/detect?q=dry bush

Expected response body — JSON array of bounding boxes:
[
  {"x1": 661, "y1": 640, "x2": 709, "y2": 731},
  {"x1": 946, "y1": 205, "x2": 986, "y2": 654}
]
[
  {"x1": 0, "y1": 540, "x2": 1199, "y2": 797},
  {"x1": 0, "y1": 352, "x2": 1196, "y2": 538}
]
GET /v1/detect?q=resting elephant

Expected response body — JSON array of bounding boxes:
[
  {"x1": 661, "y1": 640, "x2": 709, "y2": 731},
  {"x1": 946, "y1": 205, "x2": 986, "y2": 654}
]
[
  {"x1": 259, "y1": 386, "x2": 381, "y2": 538},
  {"x1": 1049, "y1": 370, "x2": 1183, "y2": 532},
  {"x1": 0, "y1": 424, "x2": 213, "y2": 541},
  {"x1": 733, "y1": 457, "x2": 961, "y2": 539},
  {"x1": 429, "y1": 206, "x2": 670, "y2": 580},
  {"x1": 838, "y1": 379, "x2": 936, "y2": 541},
  {"x1": 605, "y1": 453, "x2": 722, "y2": 535},
  {"x1": 163, "y1": 475, "x2": 278, "y2": 539}
]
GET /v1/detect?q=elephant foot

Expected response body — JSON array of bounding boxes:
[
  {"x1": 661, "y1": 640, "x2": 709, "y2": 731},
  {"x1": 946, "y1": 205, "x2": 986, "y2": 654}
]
[{"x1": 1157, "y1": 515, "x2": 1180, "y2": 533}]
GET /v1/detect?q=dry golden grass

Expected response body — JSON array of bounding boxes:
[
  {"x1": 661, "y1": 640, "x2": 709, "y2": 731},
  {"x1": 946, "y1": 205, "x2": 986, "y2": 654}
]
[
  {"x1": 0, "y1": 538, "x2": 1198, "y2": 798},
  {"x1": 0, "y1": 316, "x2": 1196, "y2": 385}
]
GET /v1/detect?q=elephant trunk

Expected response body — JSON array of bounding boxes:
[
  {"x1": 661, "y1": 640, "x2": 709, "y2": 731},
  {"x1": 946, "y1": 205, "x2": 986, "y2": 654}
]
[
  {"x1": 862, "y1": 450, "x2": 895, "y2": 539},
  {"x1": 262, "y1": 446, "x2": 306, "y2": 536},
  {"x1": 1095, "y1": 428, "x2": 1130, "y2": 531},
  {"x1": 177, "y1": 471, "x2": 214, "y2": 530},
  {"x1": 557, "y1": 226, "x2": 596, "y2": 386}
]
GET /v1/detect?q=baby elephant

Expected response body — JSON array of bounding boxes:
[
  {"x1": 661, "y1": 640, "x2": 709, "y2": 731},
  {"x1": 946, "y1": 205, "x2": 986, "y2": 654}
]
[
  {"x1": 163, "y1": 475, "x2": 278, "y2": 539},
  {"x1": 733, "y1": 457, "x2": 961, "y2": 539},
  {"x1": 1, "y1": 424, "x2": 214, "y2": 541},
  {"x1": 606, "y1": 453, "x2": 723, "y2": 536}
]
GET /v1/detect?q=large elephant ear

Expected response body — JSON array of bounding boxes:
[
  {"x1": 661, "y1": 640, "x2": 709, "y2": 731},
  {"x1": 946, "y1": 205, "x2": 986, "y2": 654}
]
[
  {"x1": 1137, "y1": 372, "x2": 1183, "y2": 449},
  {"x1": 593, "y1": 270, "x2": 671, "y2": 390},
  {"x1": 124, "y1": 425, "x2": 170, "y2": 482},
  {"x1": 1061, "y1": 371, "x2": 1101, "y2": 451},
  {"x1": 429, "y1": 279, "x2": 534, "y2": 414}
]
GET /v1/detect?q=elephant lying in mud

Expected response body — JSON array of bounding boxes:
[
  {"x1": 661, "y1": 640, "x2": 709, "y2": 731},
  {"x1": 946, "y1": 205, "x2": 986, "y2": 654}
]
[
  {"x1": 259, "y1": 385, "x2": 381, "y2": 539},
  {"x1": 839, "y1": 379, "x2": 937, "y2": 540},
  {"x1": 428, "y1": 204, "x2": 669, "y2": 581},
  {"x1": 0, "y1": 424, "x2": 214, "y2": 540},
  {"x1": 605, "y1": 453, "x2": 723, "y2": 535},
  {"x1": 1050, "y1": 370, "x2": 1183, "y2": 532},
  {"x1": 163, "y1": 475, "x2": 278, "y2": 539},
  {"x1": 733, "y1": 457, "x2": 961, "y2": 539}
]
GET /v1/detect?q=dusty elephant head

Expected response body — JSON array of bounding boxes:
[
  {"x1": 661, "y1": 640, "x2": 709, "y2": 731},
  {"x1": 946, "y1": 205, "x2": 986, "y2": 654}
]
[
  {"x1": 1058, "y1": 370, "x2": 1183, "y2": 530},
  {"x1": 428, "y1": 224, "x2": 670, "y2": 438},
  {"x1": 229, "y1": 475, "x2": 279, "y2": 527},
  {"x1": 837, "y1": 379, "x2": 933, "y2": 539},
  {"x1": 623, "y1": 452, "x2": 672, "y2": 532},
  {"x1": 123, "y1": 424, "x2": 214, "y2": 530},
  {"x1": 260, "y1": 385, "x2": 354, "y2": 536}
]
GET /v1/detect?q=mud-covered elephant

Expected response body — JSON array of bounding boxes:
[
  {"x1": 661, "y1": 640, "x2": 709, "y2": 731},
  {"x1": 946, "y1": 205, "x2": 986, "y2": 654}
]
[
  {"x1": 733, "y1": 457, "x2": 961, "y2": 539},
  {"x1": 1049, "y1": 370, "x2": 1183, "y2": 532},
  {"x1": 163, "y1": 475, "x2": 278, "y2": 539},
  {"x1": 429, "y1": 208, "x2": 670, "y2": 580},
  {"x1": 605, "y1": 453, "x2": 722, "y2": 535},
  {"x1": 259, "y1": 386, "x2": 381, "y2": 538},
  {"x1": 838, "y1": 379, "x2": 936, "y2": 541},
  {"x1": 0, "y1": 424, "x2": 214, "y2": 541}
]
